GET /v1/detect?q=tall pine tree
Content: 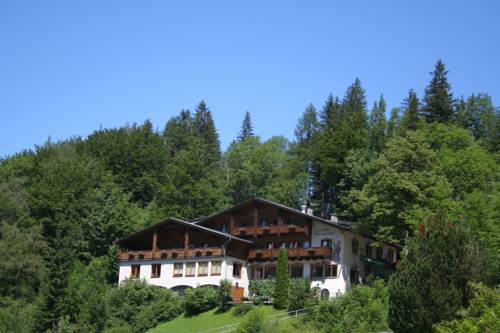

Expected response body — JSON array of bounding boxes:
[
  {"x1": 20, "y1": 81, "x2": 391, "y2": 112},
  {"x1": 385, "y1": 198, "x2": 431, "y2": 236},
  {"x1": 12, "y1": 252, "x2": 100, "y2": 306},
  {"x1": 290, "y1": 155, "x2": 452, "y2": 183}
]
[
  {"x1": 368, "y1": 95, "x2": 387, "y2": 152},
  {"x1": 237, "y1": 111, "x2": 254, "y2": 141},
  {"x1": 401, "y1": 89, "x2": 420, "y2": 131},
  {"x1": 422, "y1": 60, "x2": 454, "y2": 123},
  {"x1": 193, "y1": 100, "x2": 221, "y2": 164}
]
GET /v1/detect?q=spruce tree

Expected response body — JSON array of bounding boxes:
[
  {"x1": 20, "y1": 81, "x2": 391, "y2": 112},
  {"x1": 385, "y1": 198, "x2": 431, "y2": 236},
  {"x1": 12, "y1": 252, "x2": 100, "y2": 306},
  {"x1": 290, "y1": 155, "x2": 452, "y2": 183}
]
[
  {"x1": 237, "y1": 111, "x2": 254, "y2": 141},
  {"x1": 401, "y1": 89, "x2": 420, "y2": 131},
  {"x1": 294, "y1": 104, "x2": 319, "y2": 143},
  {"x1": 387, "y1": 107, "x2": 401, "y2": 137},
  {"x1": 368, "y1": 95, "x2": 387, "y2": 152},
  {"x1": 274, "y1": 247, "x2": 289, "y2": 309},
  {"x1": 422, "y1": 60, "x2": 454, "y2": 123},
  {"x1": 193, "y1": 100, "x2": 221, "y2": 163},
  {"x1": 388, "y1": 212, "x2": 486, "y2": 333}
]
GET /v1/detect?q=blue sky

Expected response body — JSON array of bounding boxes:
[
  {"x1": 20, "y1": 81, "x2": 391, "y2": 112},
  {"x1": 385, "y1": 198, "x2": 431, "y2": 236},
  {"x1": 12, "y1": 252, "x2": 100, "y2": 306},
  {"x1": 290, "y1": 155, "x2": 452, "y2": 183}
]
[{"x1": 1, "y1": 1, "x2": 499, "y2": 157}]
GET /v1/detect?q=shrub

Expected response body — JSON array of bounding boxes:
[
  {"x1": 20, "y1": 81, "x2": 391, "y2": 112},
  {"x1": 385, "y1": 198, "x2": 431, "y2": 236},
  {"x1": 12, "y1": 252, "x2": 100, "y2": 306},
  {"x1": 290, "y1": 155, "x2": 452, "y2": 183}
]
[
  {"x1": 132, "y1": 294, "x2": 182, "y2": 333},
  {"x1": 183, "y1": 286, "x2": 218, "y2": 316},
  {"x1": 252, "y1": 296, "x2": 263, "y2": 305},
  {"x1": 249, "y1": 280, "x2": 275, "y2": 301},
  {"x1": 274, "y1": 248, "x2": 289, "y2": 309},
  {"x1": 218, "y1": 279, "x2": 232, "y2": 310},
  {"x1": 233, "y1": 303, "x2": 254, "y2": 317},
  {"x1": 313, "y1": 280, "x2": 389, "y2": 333},
  {"x1": 237, "y1": 308, "x2": 267, "y2": 333},
  {"x1": 288, "y1": 278, "x2": 313, "y2": 311}
]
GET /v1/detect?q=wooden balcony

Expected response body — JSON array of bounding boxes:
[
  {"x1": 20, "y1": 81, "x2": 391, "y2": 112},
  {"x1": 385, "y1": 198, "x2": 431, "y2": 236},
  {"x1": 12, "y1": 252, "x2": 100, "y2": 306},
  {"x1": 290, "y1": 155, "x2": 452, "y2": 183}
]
[
  {"x1": 231, "y1": 224, "x2": 308, "y2": 237},
  {"x1": 248, "y1": 246, "x2": 331, "y2": 261},
  {"x1": 119, "y1": 247, "x2": 224, "y2": 261}
]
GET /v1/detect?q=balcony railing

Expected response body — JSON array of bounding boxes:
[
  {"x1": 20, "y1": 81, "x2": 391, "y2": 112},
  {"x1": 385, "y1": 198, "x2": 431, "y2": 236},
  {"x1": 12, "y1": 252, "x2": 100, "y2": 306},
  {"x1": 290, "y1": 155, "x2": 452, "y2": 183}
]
[
  {"x1": 248, "y1": 246, "x2": 331, "y2": 261},
  {"x1": 231, "y1": 224, "x2": 307, "y2": 237},
  {"x1": 119, "y1": 247, "x2": 224, "y2": 261}
]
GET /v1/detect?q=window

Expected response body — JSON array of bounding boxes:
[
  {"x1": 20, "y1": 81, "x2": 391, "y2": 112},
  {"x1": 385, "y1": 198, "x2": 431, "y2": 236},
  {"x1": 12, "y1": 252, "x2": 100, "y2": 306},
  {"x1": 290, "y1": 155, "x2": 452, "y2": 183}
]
[
  {"x1": 252, "y1": 266, "x2": 263, "y2": 279},
  {"x1": 173, "y1": 263, "x2": 183, "y2": 277},
  {"x1": 151, "y1": 264, "x2": 161, "y2": 278},
  {"x1": 311, "y1": 264, "x2": 337, "y2": 279},
  {"x1": 352, "y1": 239, "x2": 359, "y2": 254},
  {"x1": 320, "y1": 289, "x2": 330, "y2": 300},
  {"x1": 186, "y1": 262, "x2": 196, "y2": 276},
  {"x1": 311, "y1": 265, "x2": 324, "y2": 278},
  {"x1": 233, "y1": 263, "x2": 242, "y2": 277},
  {"x1": 222, "y1": 224, "x2": 228, "y2": 233},
  {"x1": 321, "y1": 239, "x2": 332, "y2": 248},
  {"x1": 264, "y1": 266, "x2": 276, "y2": 279},
  {"x1": 325, "y1": 264, "x2": 338, "y2": 278},
  {"x1": 386, "y1": 249, "x2": 396, "y2": 263},
  {"x1": 376, "y1": 247, "x2": 383, "y2": 260},
  {"x1": 211, "y1": 261, "x2": 222, "y2": 275},
  {"x1": 198, "y1": 262, "x2": 208, "y2": 276},
  {"x1": 290, "y1": 265, "x2": 303, "y2": 278},
  {"x1": 366, "y1": 243, "x2": 372, "y2": 257},
  {"x1": 131, "y1": 265, "x2": 140, "y2": 279}
]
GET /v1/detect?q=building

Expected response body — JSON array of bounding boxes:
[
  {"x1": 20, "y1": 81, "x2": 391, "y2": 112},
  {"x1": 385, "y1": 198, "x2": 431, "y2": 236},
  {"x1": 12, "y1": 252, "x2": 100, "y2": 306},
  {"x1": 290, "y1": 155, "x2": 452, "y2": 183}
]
[{"x1": 117, "y1": 198, "x2": 399, "y2": 300}]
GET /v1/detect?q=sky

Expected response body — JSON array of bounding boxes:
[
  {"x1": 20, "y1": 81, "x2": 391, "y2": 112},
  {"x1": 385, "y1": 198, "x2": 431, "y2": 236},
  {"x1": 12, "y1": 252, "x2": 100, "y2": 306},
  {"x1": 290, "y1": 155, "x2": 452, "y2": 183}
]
[{"x1": 1, "y1": 1, "x2": 499, "y2": 157}]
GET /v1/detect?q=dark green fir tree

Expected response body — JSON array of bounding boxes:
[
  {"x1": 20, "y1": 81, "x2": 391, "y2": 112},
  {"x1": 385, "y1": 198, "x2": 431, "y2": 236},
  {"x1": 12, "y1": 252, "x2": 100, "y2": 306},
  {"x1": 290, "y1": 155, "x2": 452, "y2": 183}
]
[
  {"x1": 237, "y1": 111, "x2": 254, "y2": 141},
  {"x1": 422, "y1": 60, "x2": 454, "y2": 123},
  {"x1": 274, "y1": 247, "x2": 289, "y2": 309}
]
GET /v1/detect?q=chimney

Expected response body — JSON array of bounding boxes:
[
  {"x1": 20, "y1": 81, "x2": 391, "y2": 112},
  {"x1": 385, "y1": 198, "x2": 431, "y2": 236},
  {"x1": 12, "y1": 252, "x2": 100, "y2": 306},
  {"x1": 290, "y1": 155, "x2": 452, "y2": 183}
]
[
  {"x1": 306, "y1": 207, "x2": 314, "y2": 216},
  {"x1": 301, "y1": 204, "x2": 307, "y2": 214},
  {"x1": 330, "y1": 215, "x2": 338, "y2": 223}
]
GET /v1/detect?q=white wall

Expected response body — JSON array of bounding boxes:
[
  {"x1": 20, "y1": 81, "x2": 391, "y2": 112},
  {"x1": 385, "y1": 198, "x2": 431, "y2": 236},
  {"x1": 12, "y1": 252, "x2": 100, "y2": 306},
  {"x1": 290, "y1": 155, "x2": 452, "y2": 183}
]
[{"x1": 118, "y1": 256, "x2": 249, "y2": 295}]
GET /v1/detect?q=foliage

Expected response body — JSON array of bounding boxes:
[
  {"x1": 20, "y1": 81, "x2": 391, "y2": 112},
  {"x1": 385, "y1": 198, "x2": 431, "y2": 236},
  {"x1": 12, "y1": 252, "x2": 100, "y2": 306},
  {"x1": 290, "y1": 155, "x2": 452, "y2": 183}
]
[
  {"x1": 312, "y1": 280, "x2": 389, "y2": 333},
  {"x1": 273, "y1": 248, "x2": 289, "y2": 309},
  {"x1": 388, "y1": 212, "x2": 486, "y2": 333},
  {"x1": 288, "y1": 278, "x2": 314, "y2": 311},
  {"x1": 422, "y1": 60, "x2": 454, "y2": 123},
  {"x1": 234, "y1": 303, "x2": 255, "y2": 317},
  {"x1": 433, "y1": 283, "x2": 500, "y2": 333},
  {"x1": 249, "y1": 280, "x2": 275, "y2": 303},
  {"x1": 237, "y1": 308, "x2": 268, "y2": 333},
  {"x1": 218, "y1": 279, "x2": 233, "y2": 310},
  {"x1": 183, "y1": 286, "x2": 219, "y2": 316}
]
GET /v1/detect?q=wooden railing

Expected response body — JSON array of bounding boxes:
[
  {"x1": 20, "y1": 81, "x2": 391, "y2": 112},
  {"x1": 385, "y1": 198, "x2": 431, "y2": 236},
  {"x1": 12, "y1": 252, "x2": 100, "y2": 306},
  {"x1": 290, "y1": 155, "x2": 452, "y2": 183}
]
[
  {"x1": 248, "y1": 246, "x2": 331, "y2": 260},
  {"x1": 231, "y1": 224, "x2": 308, "y2": 237},
  {"x1": 119, "y1": 247, "x2": 224, "y2": 261}
]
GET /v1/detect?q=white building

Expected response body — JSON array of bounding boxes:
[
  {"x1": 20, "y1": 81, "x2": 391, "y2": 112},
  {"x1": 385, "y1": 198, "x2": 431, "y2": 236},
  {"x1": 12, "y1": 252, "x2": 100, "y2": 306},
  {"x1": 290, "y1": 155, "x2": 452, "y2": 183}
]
[{"x1": 117, "y1": 198, "x2": 398, "y2": 299}]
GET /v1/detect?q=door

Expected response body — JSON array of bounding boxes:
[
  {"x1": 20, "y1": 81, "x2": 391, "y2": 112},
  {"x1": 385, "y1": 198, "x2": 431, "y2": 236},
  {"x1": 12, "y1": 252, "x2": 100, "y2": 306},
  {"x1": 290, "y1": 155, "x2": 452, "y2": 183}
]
[{"x1": 231, "y1": 286, "x2": 244, "y2": 302}]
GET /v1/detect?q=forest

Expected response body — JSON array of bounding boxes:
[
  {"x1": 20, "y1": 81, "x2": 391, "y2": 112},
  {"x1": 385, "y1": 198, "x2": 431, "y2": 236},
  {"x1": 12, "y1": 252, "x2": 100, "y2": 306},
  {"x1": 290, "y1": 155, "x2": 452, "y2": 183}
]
[{"x1": 0, "y1": 60, "x2": 498, "y2": 333}]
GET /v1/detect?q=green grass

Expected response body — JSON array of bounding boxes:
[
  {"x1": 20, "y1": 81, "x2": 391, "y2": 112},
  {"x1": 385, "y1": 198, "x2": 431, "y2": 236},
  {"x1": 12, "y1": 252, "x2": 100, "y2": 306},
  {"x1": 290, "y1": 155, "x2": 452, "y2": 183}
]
[{"x1": 147, "y1": 305, "x2": 281, "y2": 333}]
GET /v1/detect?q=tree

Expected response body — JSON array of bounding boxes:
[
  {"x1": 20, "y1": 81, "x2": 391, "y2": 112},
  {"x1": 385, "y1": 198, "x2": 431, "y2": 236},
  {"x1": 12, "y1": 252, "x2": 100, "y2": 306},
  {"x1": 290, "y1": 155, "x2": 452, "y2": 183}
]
[
  {"x1": 349, "y1": 131, "x2": 453, "y2": 243},
  {"x1": 274, "y1": 247, "x2": 289, "y2": 309},
  {"x1": 387, "y1": 107, "x2": 401, "y2": 138},
  {"x1": 422, "y1": 60, "x2": 454, "y2": 123},
  {"x1": 400, "y1": 89, "x2": 420, "y2": 131},
  {"x1": 193, "y1": 100, "x2": 221, "y2": 164},
  {"x1": 238, "y1": 111, "x2": 254, "y2": 141},
  {"x1": 369, "y1": 95, "x2": 388, "y2": 152},
  {"x1": 433, "y1": 283, "x2": 500, "y2": 333},
  {"x1": 388, "y1": 212, "x2": 486, "y2": 333}
]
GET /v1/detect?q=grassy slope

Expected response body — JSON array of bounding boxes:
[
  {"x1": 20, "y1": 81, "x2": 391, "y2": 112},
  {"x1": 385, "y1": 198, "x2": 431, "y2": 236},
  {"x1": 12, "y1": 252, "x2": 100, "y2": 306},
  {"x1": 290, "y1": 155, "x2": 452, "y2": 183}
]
[{"x1": 148, "y1": 305, "x2": 281, "y2": 333}]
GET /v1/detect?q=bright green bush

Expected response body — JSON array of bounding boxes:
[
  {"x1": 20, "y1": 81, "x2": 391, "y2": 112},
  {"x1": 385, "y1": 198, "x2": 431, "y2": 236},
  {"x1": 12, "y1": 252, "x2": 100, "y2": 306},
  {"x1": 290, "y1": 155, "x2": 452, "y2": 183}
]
[
  {"x1": 249, "y1": 280, "x2": 275, "y2": 301},
  {"x1": 237, "y1": 308, "x2": 267, "y2": 333},
  {"x1": 313, "y1": 280, "x2": 389, "y2": 333},
  {"x1": 433, "y1": 283, "x2": 500, "y2": 333},
  {"x1": 234, "y1": 303, "x2": 254, "y2": 317},
  {"x1": 132, "y1": 294, "x2": 182, "y2": 333},
  {"x1": 288, "y1": 278, "x2": 314, "y2": 311},
  {"x1": 183, "y1": 286, "x2": 218, "y2": 316}
]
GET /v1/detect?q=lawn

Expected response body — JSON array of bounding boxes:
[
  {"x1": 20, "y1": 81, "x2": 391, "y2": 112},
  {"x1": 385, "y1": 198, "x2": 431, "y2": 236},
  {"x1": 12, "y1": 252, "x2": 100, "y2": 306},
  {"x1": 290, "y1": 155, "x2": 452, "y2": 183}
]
[{"x1": 147, "y1": 305, "x2": 282, "y2": 333}]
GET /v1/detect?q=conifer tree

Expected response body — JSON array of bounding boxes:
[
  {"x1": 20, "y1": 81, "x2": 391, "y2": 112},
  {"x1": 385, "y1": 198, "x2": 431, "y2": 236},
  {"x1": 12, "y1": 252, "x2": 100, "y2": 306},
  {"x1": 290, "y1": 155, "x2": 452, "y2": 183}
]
[
  {"x1": 401, "y1": 89, "x2": 420, "y2": 131},
  {"x1": 320, "y1": 94, "x2": 342, "y2": 130},
  {"x1": 422, "y1": 60, "x2": 454, "y2": 123},
  {"x1": 237, "y1": 111, "x2": 254, "y2": 141},
  {"x1": 274, "y1": 247, "x2": 289, "y2": 309},
  {"x1": 294, "y1": 104, "x2": 319, "y2": 143},
  {"x1": 387, "y1": 107, "x2": 401, "y2": 137},
  {"x1": 368, "y1": 95, "x2": 387, "y2": 152},
  {"x1": 193, "y1": 100, "x2": 221, "y2": 163}
]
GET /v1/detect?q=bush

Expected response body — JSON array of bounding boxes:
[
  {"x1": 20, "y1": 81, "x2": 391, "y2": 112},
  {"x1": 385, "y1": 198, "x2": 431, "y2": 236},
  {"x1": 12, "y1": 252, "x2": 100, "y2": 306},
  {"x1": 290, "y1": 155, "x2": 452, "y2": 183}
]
[
  {"x1": 288, "y1": 278, "x2": 314, "y2": 311},
  {"x1": 183, "y1": 286, "x2": 218, "y2": 316},
  {"x1": 249, "y1": 280, "x2": 275, "y2": 301},
  {"x1": 218, "y1": 279, "x2": 232, "y2": 310},
  {"x1": 234, "y1": 303, "x2": 254, "y2": 317},
  {"x1": 433, "y1": 283, "x2": 500, "y2": 333},
  {"x1": 313, "y1": 280, "x2": 389, "y2": 333},
  {"x1": 252, "y1": 296, "x2": 263, "y2": 305},
  {"x1": 132, "y1": 294, "x2": 182, "y2": 333},
  {"x1": 238, "y1": 308, "x2": 267, "y2": 333}
]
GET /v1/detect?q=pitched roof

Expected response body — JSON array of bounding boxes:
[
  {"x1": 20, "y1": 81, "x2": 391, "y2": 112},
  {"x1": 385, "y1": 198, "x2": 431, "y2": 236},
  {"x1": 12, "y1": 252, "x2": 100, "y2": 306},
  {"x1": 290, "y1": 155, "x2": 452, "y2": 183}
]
[
  {"x1": 115, "y1": 217, "x2": 253, "y2": 245},
  {"x1": 195, "y1": 197, "x2": 353, "y2": 231}
]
